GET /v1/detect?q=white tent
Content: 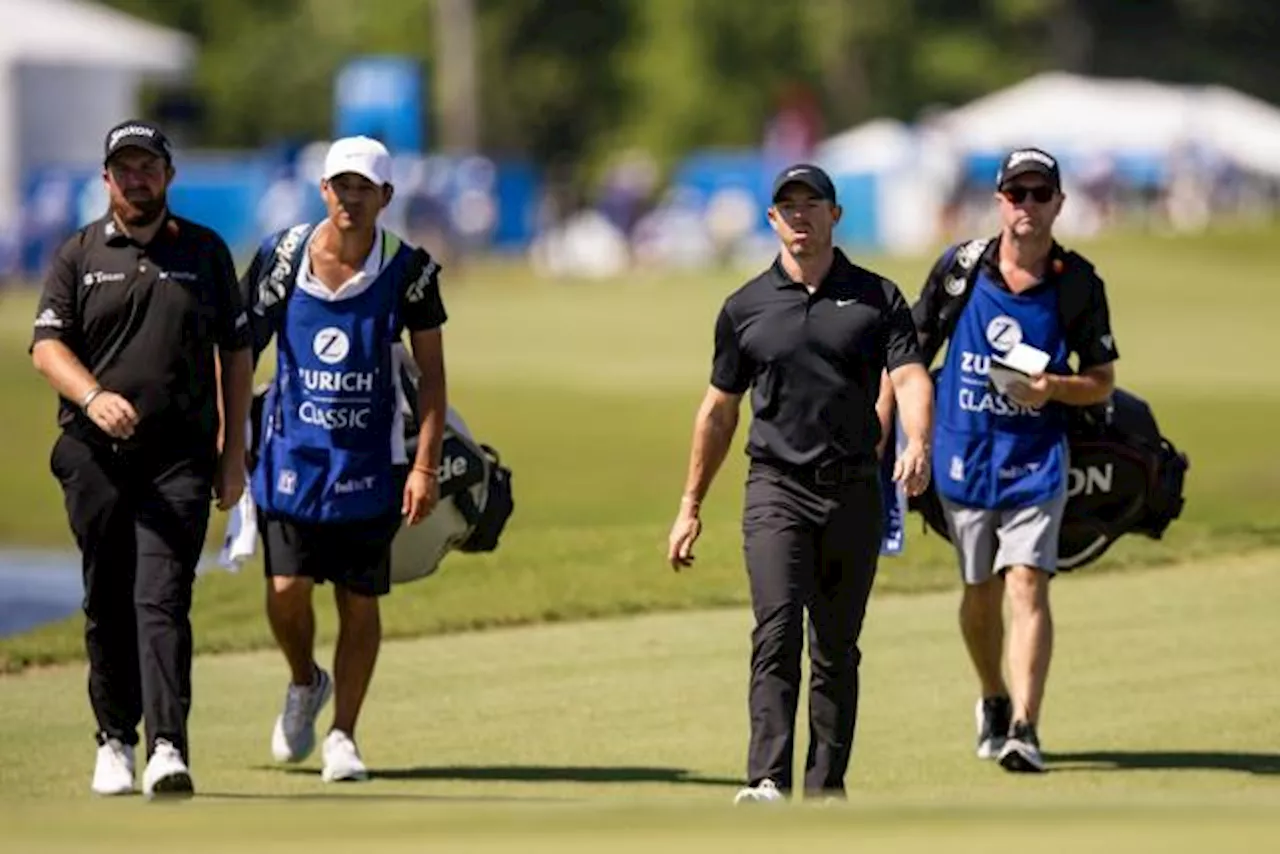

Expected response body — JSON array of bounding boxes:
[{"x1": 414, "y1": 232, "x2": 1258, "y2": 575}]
[
  {"x1": 814, "y1": 117, "x2": 917, "y2": 174},
  {"x1": 937, "y1": 71, "x2": 1280, "y2": 177},
  {"x1": 0, "y1": 0, "x2": 194, "y2": 214},
  {"x1": 938, "y1": 72, "x2": 1196, "y2": 156},
  {"x1": 1195, "y1": 85, "x2": 1280, "y2": 178},
  {"x1": 811, "y1": 117, "x2": 964, "y2": 256}
]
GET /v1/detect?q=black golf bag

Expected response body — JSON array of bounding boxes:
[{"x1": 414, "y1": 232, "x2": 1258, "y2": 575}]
[{"x1": 910, "y1": 387, "x2": 1189, "y2": 570}]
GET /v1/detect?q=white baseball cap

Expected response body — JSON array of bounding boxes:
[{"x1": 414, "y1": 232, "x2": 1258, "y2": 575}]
[{"x1": 322, "y1": 136, "x2": 393, "y2": 186}]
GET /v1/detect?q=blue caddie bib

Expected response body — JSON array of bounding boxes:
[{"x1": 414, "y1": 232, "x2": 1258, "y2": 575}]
[
  {"x1": 252, "y1": 235, "x2": 412, "y2": 524},
  {"x1": 933, "y1": 270, "x2": 1071, "y2": 510}
]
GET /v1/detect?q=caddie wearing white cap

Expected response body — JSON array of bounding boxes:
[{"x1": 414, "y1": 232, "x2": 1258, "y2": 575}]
[{"x1": 238, "y1": 136, "x2": 450, "y2": 782}]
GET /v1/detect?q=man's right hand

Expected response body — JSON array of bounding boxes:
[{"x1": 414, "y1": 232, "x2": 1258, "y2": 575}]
[
  {"x1": 667, "y1": 500, "x2": 703, "y2": 571},
  {"x1": 86, "y1": 391, "x2": 139, "y2": 440}
]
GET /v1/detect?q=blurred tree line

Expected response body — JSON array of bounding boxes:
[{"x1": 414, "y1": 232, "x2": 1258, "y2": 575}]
[{"x1": 103, "y1": 0, "x2": 1279, "y2": 186}]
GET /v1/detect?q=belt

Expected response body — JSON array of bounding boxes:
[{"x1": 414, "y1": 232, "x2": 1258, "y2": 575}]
[{"x1": 758, "y1": 456, "x2": 878, "y2": 488}]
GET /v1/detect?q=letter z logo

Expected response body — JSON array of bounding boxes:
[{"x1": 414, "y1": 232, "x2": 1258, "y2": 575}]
[
  {"x1": 985, "y1": 315, "x2": 1023, "y2": 353},
  {"x1": 313, "y1": 328, "x2": 350, "y2": 365}
]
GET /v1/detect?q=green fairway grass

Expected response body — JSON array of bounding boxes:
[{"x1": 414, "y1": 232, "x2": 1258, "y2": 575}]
[
  {"x1": 0, "y1": 551, "x2": 1277, "y2": 850},
  {"x1": 2, "y1": 226, "x2": 1279, "y2": 674}
]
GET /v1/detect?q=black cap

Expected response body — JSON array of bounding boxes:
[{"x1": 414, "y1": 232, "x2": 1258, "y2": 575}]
[
  {"x1": 996, "y1": 147, "x2": 1060, "y2": 190},
  {"x1": 771, "y1": 164, "x2": 837, "y2": 205},
  {"x1": 103, "y1": 120, "x2": 172, "y2": 165}
]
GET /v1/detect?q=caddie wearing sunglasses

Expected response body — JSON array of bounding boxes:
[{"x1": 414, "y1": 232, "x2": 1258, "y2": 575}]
[{"x1": 898, "y1": 145, "x2": 1122, "y2": 776}]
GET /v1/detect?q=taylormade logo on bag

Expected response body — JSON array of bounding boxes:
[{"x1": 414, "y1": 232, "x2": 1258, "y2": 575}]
[
  {"x1": 256, "y1": 224, "x2": 311, "y2": 314},
  {"x1": 438, "y1": 455, "x2": 470, "y2": 484}
]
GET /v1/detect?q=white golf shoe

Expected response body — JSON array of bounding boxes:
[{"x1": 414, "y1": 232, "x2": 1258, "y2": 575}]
[
  {"x1": 733, "y1": 778, "x2": 786, "y2": 805},
  {"x1": 321, "y1": 729, "x2": 369, "y2": 783},
  {"x1": 142, "y1": 739, "x2": 194, "y2": 800},
  {"x1": 91, "y1": 737, "x2": 135, "y2": 796}
]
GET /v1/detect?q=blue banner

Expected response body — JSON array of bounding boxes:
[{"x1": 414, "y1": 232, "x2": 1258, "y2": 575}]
[{"x1": 334, "y1": 56, "x2": 425, "y2": 153}]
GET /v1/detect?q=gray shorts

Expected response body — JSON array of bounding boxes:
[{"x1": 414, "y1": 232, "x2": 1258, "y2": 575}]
[{"x1": 940, "y1": 490, "x2": 1067, "y2": 584}]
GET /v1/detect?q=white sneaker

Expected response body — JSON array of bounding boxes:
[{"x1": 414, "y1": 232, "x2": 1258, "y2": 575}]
[
  {"x1": 271, "y1": 666, "x2": 333, "y2": 763},
  {"x1": 733, "y1": 778, "x2": 786, "y2": 805},
  {"x1": 321, "y1": 729, "x2": 369, "y2": 783},
  {"x1": 91, "y1": 737, "x2": 135, "y2": 796},
  {"x1": 142, "y1": 739, "x2": 194, "y2": 800}
]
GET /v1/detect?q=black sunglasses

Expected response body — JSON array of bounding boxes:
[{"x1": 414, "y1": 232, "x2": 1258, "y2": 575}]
[{"x1": 1002, "y1": 185, "x2": 1056, "y2": 204}]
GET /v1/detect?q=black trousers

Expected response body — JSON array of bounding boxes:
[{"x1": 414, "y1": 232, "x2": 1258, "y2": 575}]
[
  {"x1": 51, "y1": 431, "x2": 213, "y2": 760},
  {"x1": 742, "y1": 460, "x2": 883, "y2": 796}
]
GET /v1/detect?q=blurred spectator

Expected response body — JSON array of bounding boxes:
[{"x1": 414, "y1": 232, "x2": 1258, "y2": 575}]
[
  {"x1": 597, "y1": 148, "x2": 659, "y2": 238},
  {"x1": 256, "y1": 165, "x2": 310, "y2": 237},
  {"x1": 703, "y1": 187, "x2": 759, "y2": 265},
  {"x1": 1078, "y1": 152, "x2": 1117, "y2": 230},
  {"x1": 1164, "y1": 144, "x2": 1212, "y2": 234},
  {"x1": 24, "y1": 175, "x2": 76, "y2": 275},
  {"x1": 529, "y1": 209, "x2": 630, "y2": 279},
  {"x1": 0, "y1": 212, "x2": 18, "y2": 290},
  {"x1": 763, "y1": 82, "x2": 824, "y2": 163},
  {"x1": 630, "y1": 189, "x2": 717, "y2": 272}
]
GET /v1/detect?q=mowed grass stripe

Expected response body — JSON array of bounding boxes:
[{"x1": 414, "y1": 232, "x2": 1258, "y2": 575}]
[{"x1": 0, "y1": 551, "x2": 1276, "y2": 830}]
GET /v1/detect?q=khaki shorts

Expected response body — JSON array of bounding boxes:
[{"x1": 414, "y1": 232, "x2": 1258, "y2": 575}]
[{"x1": 940, "y1": 490, "x2": 1067, "y2": 584}]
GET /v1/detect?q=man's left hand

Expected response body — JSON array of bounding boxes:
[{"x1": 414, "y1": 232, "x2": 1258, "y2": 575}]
[
  {"x1": 403, "y1": 469, "x2": 439, "y2": 525},
  {"x1": 1007, "y1": 374, "x2": 1055, "y2": 408},
  {"x1": 892, "y1": 442, "x2": 931, "y2": 498},
  {"x1": 213, "y1": 453, "x2": 246, "y2": 511}
]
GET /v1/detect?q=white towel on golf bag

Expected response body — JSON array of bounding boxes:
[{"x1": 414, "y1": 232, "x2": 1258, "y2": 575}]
[
  {"x1": 217, "y1": 480, "x2": 258, "y2": 571},
  {"x1": 216, "y1": 415, "x2": 257, "y2": 571}
]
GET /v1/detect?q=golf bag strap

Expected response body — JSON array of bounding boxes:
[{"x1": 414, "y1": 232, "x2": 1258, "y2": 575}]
[
  {"x1": 248, "y1": 222, "x2": 316, "y2": 368},
  {"x1": 915, "y1": 237, "x2": 1098, "y2": 369}
]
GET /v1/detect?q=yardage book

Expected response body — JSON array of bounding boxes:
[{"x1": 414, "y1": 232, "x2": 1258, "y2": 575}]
[{"x1": 988, "y1": 342, "x2": 1050, "y2": 395}]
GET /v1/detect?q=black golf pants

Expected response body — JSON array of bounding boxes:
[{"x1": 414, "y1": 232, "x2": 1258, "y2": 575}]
[
  {"x1": 741, "y1": 461, "x2": 883, "y2": 797},
  {"x1": 51, "y1": 431, "x2": 212, "y2": 761}
]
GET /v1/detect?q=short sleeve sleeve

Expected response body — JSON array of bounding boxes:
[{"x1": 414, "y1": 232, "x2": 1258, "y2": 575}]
[
  {"x1": 401, "y1": 251, "x2": 448, "y2": 332},
  {"x1": 710, "y1": 303, "x2": 754, "y2": 394},
  {"x1": 1069, "y1": 273, "x2": 1120, "y2": 370},
  {"x1": 883, "y1": 281, "x2": 924, "y2": 373},
  {"x1": 29, "y1": 235, "x2": 81, "y2": 352},
  {"x1": 211, "y1": 236, "x2": 250, "y2": 351}
]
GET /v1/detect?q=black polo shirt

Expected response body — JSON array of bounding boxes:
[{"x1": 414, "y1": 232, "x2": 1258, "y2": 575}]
[
  {"x1": 30, "y1": 212, "x2": 251, "y2": 458},
  {"x1": 711, "y1": 249, "x2": 923, "y2": 467}
]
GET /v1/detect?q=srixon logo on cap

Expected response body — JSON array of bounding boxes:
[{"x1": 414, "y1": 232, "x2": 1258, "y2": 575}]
[
  {"x1": 1007, "y1": 149, "x2": 1056, "y2": 169},
  {"x1": 109, "y1": 125, "x2": 156, "y2": 149}
]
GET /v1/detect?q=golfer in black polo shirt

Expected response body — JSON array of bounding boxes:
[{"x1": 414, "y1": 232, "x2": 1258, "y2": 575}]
[
  {"x1": 30, "y1": 120, "x2": 253, "y2": 800},
  {"x1": 667, "y1": 164, "x2": 934, "y2": 803}
]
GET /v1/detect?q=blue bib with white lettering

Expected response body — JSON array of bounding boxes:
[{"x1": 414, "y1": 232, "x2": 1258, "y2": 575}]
[
  {"x1": 252, "y1": 242, "x2": 411, "y2": 524},
  {"x1": 933, "y1": 271, "x2": 1071, "y2": 509}
]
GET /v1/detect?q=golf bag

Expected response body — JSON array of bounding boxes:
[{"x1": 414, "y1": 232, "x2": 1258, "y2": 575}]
[
  {"x1": 906, "y1": 237, "x2": 1188, "y2": 569},
  {"x1": 909, "y1": 386, "x2": 1189, "y2": 570},
  {"x1": 389, "y1": 349, "x2": 515, "y2": 582},
  {"x1": 248, "y1": 346, "x2": 514, "y2": 585}
]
